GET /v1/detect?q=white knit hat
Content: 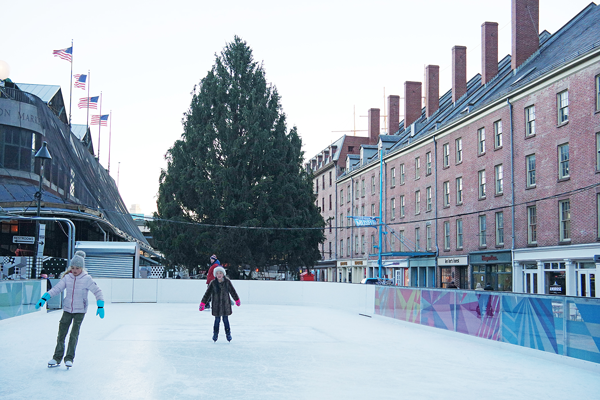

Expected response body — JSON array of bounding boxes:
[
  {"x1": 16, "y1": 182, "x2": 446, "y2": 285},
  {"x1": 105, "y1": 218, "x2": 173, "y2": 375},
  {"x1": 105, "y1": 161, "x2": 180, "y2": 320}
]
[
  {"x1": 213, "y1": 266, "x2": 226, "y2": 276},
  {"x1": 70, "y1": 250, "x2": 86, "y2": 268}
]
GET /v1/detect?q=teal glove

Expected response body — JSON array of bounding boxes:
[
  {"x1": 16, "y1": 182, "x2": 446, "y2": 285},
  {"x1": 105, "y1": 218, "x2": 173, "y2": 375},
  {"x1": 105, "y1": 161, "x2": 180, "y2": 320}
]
[
  {"x1": 35, "y1": 293, "x2": 51, "y2": 309},
  {"x1": 96, "y1": 300, "x2": 105, "y2": 319}
]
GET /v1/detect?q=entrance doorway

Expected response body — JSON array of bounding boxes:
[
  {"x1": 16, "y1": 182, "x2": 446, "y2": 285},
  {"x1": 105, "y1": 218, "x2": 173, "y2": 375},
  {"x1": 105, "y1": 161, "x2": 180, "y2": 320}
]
[
  {"x1": 578, "y1": 271, "x2": 596, "y2": 297},
  {"x1": 524, "y1": 270, "x2": 538, "y2": 294}
]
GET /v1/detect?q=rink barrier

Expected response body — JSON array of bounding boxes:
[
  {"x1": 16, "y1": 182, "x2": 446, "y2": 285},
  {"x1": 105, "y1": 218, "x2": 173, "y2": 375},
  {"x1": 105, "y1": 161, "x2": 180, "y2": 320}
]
[
  {"x1": 0, "y1": 280, "x2": 41, "y2": 320},
  {"x1": 374, "y1": 286, "x2": 600, "y2": 364}
]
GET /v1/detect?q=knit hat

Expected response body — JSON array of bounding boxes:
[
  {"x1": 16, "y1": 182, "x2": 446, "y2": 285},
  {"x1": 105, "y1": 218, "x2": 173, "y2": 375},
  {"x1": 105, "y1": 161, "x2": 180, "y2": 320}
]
[
  {"x1": 213, "y1": 266, "x2": 226, "y2": 276},
  {"x1": 70, "y1": 250, "x2": 86, "y2": 268},
  {"x1": 210, "y1": 254, "x2": 217, "y2": 261}
]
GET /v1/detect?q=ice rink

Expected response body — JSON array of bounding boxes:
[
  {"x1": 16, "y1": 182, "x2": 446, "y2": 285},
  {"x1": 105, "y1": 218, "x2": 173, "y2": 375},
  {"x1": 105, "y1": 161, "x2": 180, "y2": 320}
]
[{"x1": 1, "y1": 303, "x2": 599, "y2": 400}]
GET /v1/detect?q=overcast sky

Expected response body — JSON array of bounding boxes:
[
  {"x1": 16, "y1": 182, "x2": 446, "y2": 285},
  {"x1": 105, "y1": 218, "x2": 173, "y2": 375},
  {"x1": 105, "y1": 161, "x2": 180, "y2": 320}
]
[{"x1": 2, "y1": 0, "x2": 594, "y2": 214}]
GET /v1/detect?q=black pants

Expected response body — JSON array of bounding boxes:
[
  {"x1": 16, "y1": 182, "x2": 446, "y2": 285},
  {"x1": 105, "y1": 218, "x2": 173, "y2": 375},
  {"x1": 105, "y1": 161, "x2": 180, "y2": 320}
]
[
  {"x1": 53, "y1": 311, "x2": 85, "y2": 362},
  {"x1": 213, "y1": 315, "x2": 230, "y2": 333}
]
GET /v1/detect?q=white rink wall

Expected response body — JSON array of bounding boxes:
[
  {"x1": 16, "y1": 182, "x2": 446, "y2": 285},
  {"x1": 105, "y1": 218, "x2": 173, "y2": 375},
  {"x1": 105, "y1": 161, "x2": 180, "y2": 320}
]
[{"x1": 93, "y1": 279, "x2": 375, "y2": 316}]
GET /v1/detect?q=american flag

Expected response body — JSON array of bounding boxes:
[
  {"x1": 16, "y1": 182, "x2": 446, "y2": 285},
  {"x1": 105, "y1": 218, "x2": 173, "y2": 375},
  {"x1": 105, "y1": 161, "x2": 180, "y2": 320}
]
[
  {"x1": 78, "y1": 96, "x2": 99, "y2": 109},
  {"x1": 74, "y1": 74, "x2": 87, "y2": 89},
  {"x1": 53, "y1": 47, "x2": 73, "y2": 62},
  {"x1": 91, "y1": 114, "x2": 109, "y2": 126}
]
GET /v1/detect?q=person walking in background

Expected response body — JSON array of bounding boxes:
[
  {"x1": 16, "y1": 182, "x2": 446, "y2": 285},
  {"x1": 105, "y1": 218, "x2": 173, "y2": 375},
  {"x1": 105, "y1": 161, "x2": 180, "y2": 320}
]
[
  {"x1": 199, "y1": 266, "x2": 240, "y2": 342},
  {"x1": 205, "y1": 254, "x2": 220, "y2": 309},
  {"x1": 35, "y1": 251, "x2": 104, "y2": 368}
]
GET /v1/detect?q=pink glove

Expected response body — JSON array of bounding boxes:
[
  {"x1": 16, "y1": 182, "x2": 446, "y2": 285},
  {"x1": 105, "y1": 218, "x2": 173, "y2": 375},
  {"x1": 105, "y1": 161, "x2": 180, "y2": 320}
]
[
  {"x1": 199, "y1": 302, "x2": 205, "y2": 311},
  {"x1": 235, "y1": 299, "x2": 241, "y2": 306}
]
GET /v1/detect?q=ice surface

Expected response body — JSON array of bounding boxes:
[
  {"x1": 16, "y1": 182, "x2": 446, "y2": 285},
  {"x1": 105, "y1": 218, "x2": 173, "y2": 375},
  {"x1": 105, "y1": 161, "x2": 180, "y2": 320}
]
[{"x1": 1, "y1": 303, "x2": 599, "y2": 400}]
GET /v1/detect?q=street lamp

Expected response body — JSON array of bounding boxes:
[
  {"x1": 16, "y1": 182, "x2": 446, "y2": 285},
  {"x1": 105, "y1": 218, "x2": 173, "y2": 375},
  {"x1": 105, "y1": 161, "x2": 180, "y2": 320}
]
[{"x1": 32, "y1": 141, "x2": 52, "y2": 279}]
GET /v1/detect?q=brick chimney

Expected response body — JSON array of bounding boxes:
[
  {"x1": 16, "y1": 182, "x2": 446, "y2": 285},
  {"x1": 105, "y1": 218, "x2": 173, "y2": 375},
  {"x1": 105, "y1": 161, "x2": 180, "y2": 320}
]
[
  {"x1": 425, "y1": 65, "x2": 439, "y2": 118},
  {"x1": 404, "y1": 81, "x2": 422, "y2": 128},
  {"x1": 511, "y1": 0, "x2": 539, "y2": 70},
  {"x1": 387, "y1": 95, "x2": 400, "y2": 135},
  {"x1": 368, "y1": 108, "x2": 380, "y2": 145},
  {"x1": 452, "y1": 46, "x2": 467, "y2": 102},
  {"x1": 482, "y1": 22, "x2": 499, "y2": 84}
]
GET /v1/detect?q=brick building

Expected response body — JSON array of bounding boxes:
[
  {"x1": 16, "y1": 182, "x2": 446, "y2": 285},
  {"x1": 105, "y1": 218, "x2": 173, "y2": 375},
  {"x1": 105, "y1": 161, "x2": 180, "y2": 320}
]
[{"x1": 312, "y1": 0, "x2": 600, "y2": 297}]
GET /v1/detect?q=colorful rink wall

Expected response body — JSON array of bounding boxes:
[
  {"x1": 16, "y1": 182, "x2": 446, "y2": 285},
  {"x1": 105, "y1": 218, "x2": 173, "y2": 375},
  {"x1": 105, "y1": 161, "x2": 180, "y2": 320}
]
[{"x1": 375, "y1": 286, "x2": 600, "y2": 364}]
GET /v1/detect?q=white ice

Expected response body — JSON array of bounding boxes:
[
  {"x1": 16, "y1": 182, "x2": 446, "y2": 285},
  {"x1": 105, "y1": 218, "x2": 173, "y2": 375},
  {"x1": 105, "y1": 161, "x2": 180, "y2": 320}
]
[{"x1": 1, "y1": 303, "x2": 599, "y2": 400}]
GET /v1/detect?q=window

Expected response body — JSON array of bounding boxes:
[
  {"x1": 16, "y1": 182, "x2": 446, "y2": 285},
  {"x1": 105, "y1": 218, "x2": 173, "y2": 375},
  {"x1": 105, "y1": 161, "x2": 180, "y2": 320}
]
[
  {"x1": 322, "y1": 197, "x2": 325, "y2": 213},
  {"x1": 558, "y1": 90, "x2": 569, "y2": 124},
  {"x1": 399, "y1": 230, "x2": 405, "y2": 251},
  {"x1": 494, "y1": 120, "x2": 503, "y2": 148},
  {"x1": 455, "y1": 138, "x2": 463, "y2": 164},
  {"x1": 371, "y1": 204, "x2": 375, "y2": 216},
  {"x1": 347, "y1": 237, "x2": 351, "y2": 256},
  {"x1": 355, "y1": 182, "x2": 359, "y2": 199},
  {"x1": 558, "y1": 143, "x2": 569, "y2": 179},
  {"x1": 400, "y1": 195, "x2": 405, "y2": 217},
  {"x1": 371, "y1": 176, "x2": 376, "y2": 195},
  {"x1": 426, "y1": 186, "x2": 432, "y2": 212},
  {"x1": 361, "y1": 235, "x2": 366, "y2": 254},
  {"x1": 495, "y1": 164, "x2": 503, "y2": 194},
  {"x1": 415, "y1": 157, "x2": 421, "y2": 179},
  {"x1": 526, "y1": 155, "x2": 536, "y2": 187},
  {"x1": 329, "y1": 194, "x2": 332, "y2": 210},
  {"x1": 361, "y1": 204, "x2": 365, "y2": 216},
  {"x1": 456, "y1": 177, "x2": 463, "y2": 205},
  {"x1": 0, "y1": 127, "x2": 34, "y2": 172},
  {"x1": 443, "y1": 181, "x2": 450, "y2": 207},
  {"x1": 340, "y1": 239, "x2": 344, "y2": 257},
  {"x1": 527, "y1": 205, "x2": 537, "y2": 245},
  {"x1": 391, "y1": 167, "x2": 396, "y2": 187},
  {"x1": 426, "y1": 152, "x2": 432, "y2": 175},
  {"x1": 355, "y1": 235, "x2": 359, "y2": 254},
  {"x1": 478, "y1": 170, "x2": 486, "y2": 198},
  {"x1": 371, "y1": 234, "x2": 376, "y2": 253},
  {"x1": 443, "y1": 143, "x2": 450, "y2": 168},
  {"x1": 415, "y1": 190, "x2": 421, "y2": 215},
  {"x1": 391, "y1": 198, "x2": 396, "y2": 219},
  {"x1": 426, "y1": 225, "x2": 432, "y2": 251},
  {"x1": 415, "y1": 227, "x2": 421, "y2": 251},
  {"x1": 340, "y1": 189, "x2": 343, "y2": 204},
  {"x1": 597, "y1": 133, "x2": 600, "y2": 171},
  {"x1": 390, "y1": 234, "x2": 396, "y2": 252},
  {"x1": 478, "y1": 128, "x2": 486, "y2": 155},
  {"x1": 479, "y1": 215, "x2": 487, "y2": 247},
  {"x1": 444, "y1": 222, "x2": 450, "y2": 250},
  {"x1": 361, "y1": 179, "x2": 365, "y2": 197},
  {"x1": 340, "y1": 213, "x2": 344, "y2": 228},
  {"x1": 596, "y1": 75, "x2": 600, "y2": 112},
  {"x1": 456, "y1": 219, "x2": 463, "y2": 249},
  {"x1": 329, "y1": 171, "x2": 332, "y2": 186},
  {"x1": 495, "y1": 212, "x2": 504, "y2": 246},
  {"x1": 525, "y1": 106, "x2": 536, "y2": 136},
  {"x1": 328, "y1": 242, "x2": 332, "y2": 257},
  {"x1": 400, "y1": 163, "x2": 405, "y2": 185},
  {"x1": 347, "y1": 185, "x2": 351, "y2": 202},
  {"x1": 559, "y1": 200, "x2": 571, "y2": 241}
]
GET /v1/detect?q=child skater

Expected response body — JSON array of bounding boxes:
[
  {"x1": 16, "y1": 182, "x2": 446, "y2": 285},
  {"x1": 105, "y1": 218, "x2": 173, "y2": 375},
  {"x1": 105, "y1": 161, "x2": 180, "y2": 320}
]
[
  {"x1": 199, "y1": 266, "x2": 240, "y2": 342},
  {"x1": 35, "y1": 250, "x2": 104, "y2": 368}
]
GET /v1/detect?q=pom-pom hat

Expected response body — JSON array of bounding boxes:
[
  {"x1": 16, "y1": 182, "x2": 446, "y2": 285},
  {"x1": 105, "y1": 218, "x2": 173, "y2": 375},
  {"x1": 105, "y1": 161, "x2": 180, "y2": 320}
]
[
  {"x1": 70, "y1": 250, "x2": 86, "y2": 268},
  {"x1": 213, "y1": 266, "x2": 226, "y2": 276},
  {"x1": 210, "y1": 254, "x2": 217, "y2": 261}
]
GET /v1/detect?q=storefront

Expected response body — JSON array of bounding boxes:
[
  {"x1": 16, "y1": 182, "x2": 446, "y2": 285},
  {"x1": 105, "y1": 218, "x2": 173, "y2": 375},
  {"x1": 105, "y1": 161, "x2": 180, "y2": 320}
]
[
  {"x1": 438, "y1": 256, "x2": 469, "y2": 289},
  {"x1": 469, "y1": 250, "x2": 512, "y2": 291},
  {"x1": 367, "y1": 259, "x2": 408, "y2": 284},
  {"x1": 336, "y1": 259, "x2": 366, "y2": 283},
  {"x1": 513, "y1": 244, "x2": 600, "y2": 297},
  {"x1": 409, "y1": 257, "x2": 436, "y2": 288}
]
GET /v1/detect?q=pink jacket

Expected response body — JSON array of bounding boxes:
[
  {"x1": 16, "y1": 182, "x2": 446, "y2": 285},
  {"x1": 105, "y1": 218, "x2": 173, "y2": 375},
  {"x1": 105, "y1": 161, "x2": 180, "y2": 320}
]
[{"x1": 48, "y1": 270, "x2": 104, "y2": 313}]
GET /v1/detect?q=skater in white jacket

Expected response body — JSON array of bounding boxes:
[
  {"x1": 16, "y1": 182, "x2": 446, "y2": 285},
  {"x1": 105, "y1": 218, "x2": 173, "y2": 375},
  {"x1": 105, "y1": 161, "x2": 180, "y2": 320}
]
[{"x1": 35, "y1": 251, "x2": 104, "y2": 368}]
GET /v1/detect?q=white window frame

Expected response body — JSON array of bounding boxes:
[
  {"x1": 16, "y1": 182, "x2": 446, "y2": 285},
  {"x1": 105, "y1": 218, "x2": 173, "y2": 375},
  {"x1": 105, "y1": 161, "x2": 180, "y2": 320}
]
[
  {"x1": 400, "y1": 195, "x2": 405, "y2": 217},
  {"x1": 455, "y1": 138, "x2": 463, "y2": 164},
  {"x1": 400, "y1": 163, "x2": 405, "y2": 185},
  {"x1": 456, "y1": 219, "x2": 463, "y2": 249},
  {"x1": 558, "y1": 143, "x2": 569, "y2": 179},
  {"x1": 443, "y1": 143, "x2": 450, "y2": 168},
  {"x1": 526, "y1": 154, "x2": 536, "y2": 187},
  {"x1": 479, "y1": 215, "x2": 487, "y2": 247},
  {"x1": 456, "y1": 177, "x2": 463, "y2": 205},
  {"x1": 415, "y1": 157, "x2": 421, "y2": 180},
  {"x1": 478, "y1": 170, "x2": 486, "y2": 199},
  {"x1": 415, "y1": 227, "x2": 421, "y2": 251},
  {"x1": 371, "y1": 176, "x2": 376, "y2": 195},
  {"x1": 478, "y1": 127, "x2": 485, "y2": 155},
  {"x1": 495, "y1": 164, "x2": 503, "y2": 195},
  {"x1": 426, "y1": 151, "x2": 432, "y2": 175},
  {"x1": 426, "y1": 224, "x2": 432, "y2": 251},
  {"x1": 391, "y1": 198, "x2": 396, "y2": 219},
  {"x1": 559, "y1": 200, "x2": 571, "y2": 242},
  {"x1": 494, "y1": 120, "x2": 503, "y2": 148},
  {"x1": 525, "y1": 105, "x2": 536, "y2": 137},
  {"x1": 527, "y1": 205, "x2": 537, "y2": 245},
  {"x1": 426, "y1": 186, "x2": 432, "y2": 212},
  {"x1": 443, "y1": 181, "x2": 450, "y2": 207},
  {"x1": 495, "y1": 212, "x2": 504, "y2": 246},
  {"x1": 415, "y1": 190, "x2": 421, "y2": 215},
  {"x1": 391, "y1": 167, "x2": 396, "y2": 187},
  {"x1": 558, "y1": 90, "x2": 569, "y2": 124},
  {"x1": 444, "y1": 222, "x2": 450, "y2": 250}
]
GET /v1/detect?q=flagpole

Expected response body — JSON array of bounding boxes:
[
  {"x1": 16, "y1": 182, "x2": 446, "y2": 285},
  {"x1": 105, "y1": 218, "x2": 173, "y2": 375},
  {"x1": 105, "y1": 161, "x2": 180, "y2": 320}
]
[
  {"x1": 98, "y1": 92, "x2": 102, "y2": 163},
  {"x1": 108, "y1": 110, "x2": 112, "y2": 174},
  {"x1": 86, "y1": 70, "x2": 90, "y2": 145},
  {"x1": 68, "y1": 39, "x2": 73, "y2": 127}
]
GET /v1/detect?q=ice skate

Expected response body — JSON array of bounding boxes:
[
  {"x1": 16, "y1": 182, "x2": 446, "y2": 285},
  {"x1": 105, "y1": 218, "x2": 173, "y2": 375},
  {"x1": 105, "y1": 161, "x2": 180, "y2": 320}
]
[
  {"x1": 65, "y1": 360, "x2": 73, "y2": 369},
  {"x1": 213, "y1": 328, "x2": 219, "y2": 342},
  {"x1": 226, "y1": 332, "x2": 232, "y2": 342},
  {"x1": 48, "y1": 359, "x2": 60, "y2": 368}
]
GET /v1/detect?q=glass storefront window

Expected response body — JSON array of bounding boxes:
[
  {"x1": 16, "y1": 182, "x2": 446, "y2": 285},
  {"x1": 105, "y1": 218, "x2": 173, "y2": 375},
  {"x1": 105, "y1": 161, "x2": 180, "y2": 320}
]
[
  {"x1": 546, "y1": 271, "x2": 566, "y2": 295},
  {"x1": 471, "y1": 264, "x2": 512, "y2": 291}
]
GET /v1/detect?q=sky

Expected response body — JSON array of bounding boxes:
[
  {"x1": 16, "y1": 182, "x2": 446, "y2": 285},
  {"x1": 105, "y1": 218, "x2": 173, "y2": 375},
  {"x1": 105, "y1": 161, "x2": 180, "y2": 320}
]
[{"x1": 1, "y1": 0, "x2": 595, "y2": 215}]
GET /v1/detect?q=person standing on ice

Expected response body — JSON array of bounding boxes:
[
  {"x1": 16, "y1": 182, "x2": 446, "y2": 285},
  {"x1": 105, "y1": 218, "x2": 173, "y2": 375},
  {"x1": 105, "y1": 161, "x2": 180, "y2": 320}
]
[
  {"x1": 35, "y1": 250, "x2": 104, "y2": 368},
  {"x1": 204, "y1": 254, "x2": 220, "y2": 309},
  {"x1": 199, "y1": 266, "x2": 240, "y2": 342}
]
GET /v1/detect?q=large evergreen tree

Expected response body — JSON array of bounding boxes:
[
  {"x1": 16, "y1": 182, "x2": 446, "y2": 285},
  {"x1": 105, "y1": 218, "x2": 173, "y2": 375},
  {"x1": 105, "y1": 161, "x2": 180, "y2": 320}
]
[{"x1": 150, "y1": 37, "x2": 324, "y2": 276}]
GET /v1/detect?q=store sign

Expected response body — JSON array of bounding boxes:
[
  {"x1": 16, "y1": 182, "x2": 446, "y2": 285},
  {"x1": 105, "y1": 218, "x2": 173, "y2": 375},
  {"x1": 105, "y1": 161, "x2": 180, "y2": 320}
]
[
  {"x1": 438, "y1": 256, "x2": 468, "y2": 266},
  {"x1": 339, "y1": 262, "x2": 348, "y2": 266},
  {"x1": 549, "y1": 283, "x2": 563, "y2": 294},
  {"x1": 354, "y1": 261, "x2": 364, "y2": 266},
  {"x1": 13, "y1": 236, "x2": 35, "y2": 244}
]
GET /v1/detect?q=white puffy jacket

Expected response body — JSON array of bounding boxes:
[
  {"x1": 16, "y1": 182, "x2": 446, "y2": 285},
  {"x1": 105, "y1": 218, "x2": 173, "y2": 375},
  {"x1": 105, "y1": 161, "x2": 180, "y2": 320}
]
[{"x1": 48, "y1": 270, "x2": 104, "y2": 313}]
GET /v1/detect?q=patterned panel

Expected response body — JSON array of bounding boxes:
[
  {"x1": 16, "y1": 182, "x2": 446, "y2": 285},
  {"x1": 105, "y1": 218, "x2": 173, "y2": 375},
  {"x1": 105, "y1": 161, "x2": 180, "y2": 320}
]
[
  {"x1": 374, "y1": 286, "x2": 395, "y2": 318},
  {"x1": 566, "y1": 300, "x2": 600, "y2": 363},
  {"x1": 456, "y1": 292, "x2": 500, "y2": 340},
  {"x1": 501, "y1": 295, "x2": 559, "y2": 354},
  {"x1": 0, "y1": 281, "x2": 41, "y2": 320},
  {"x1": 394, "y1": 288, "x2": 421, "y2": 323},
  {"x1": 420, "y1": 290, "x2": 454, "y2": 331}
]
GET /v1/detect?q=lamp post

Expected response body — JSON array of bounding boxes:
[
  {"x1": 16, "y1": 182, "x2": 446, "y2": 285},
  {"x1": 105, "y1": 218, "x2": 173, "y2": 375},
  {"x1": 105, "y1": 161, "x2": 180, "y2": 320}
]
[{"x1": 32, "y1": 141, "x2": 52, "y2": 279}]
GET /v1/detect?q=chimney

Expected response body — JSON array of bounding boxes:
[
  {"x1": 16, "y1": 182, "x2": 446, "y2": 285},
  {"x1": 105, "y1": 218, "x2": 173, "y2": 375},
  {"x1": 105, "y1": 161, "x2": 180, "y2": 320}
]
[
  {"x1": 425, "y1": 65, "x2": 439, "y2": 118},
  {"x1": 368, "y1": 108, "x2": 380, "y2": 145},
  {"x1": 387, "y1": 95, "x2": 400, "y2": 135},
  {"x1": 482, "y1": 22, "x2": 499, "y2": 84},
  {"x1": 512, "y1": 0, "x2": 539, "y2": 70},
  {"x1": 404, "y1": 81, "x2": 422, "y2": 128},
  {"x1": 452, "y1": 46, "x2": 467, "y2": 102}
]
